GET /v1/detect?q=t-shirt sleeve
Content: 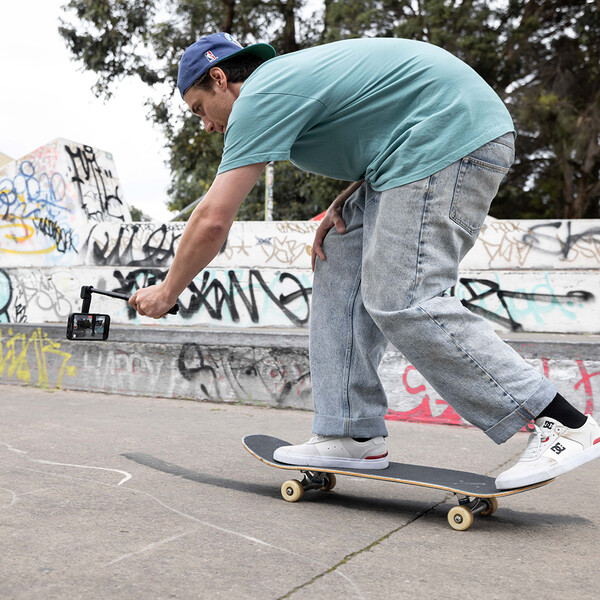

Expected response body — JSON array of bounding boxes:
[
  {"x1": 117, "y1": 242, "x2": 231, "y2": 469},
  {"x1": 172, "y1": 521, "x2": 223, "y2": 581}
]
[{"x1": 217, "y1": 92, "x2": 327, "y2": 174}]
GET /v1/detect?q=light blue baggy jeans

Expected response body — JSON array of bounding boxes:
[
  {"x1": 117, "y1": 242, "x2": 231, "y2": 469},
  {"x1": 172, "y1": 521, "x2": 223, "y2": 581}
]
[{"x1": 309, "y1": 133, "x2": 557, "y2": 444}]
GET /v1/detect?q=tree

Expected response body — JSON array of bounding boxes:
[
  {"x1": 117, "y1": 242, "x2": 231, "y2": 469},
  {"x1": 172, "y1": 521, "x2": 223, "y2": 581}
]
[
  {"x1": 129, "y1": 204, "x2": 152, "y2": 221},
  {"x1": 59, "y1": 0, "x2": 341, "y2": 221},
  {"x1": 319, "y1": 0, "x2": 600, "y2": 218},
  {"x1": 59, "y1": 0, "x2": 600, "y2": 220},
  {"x1": 498, "y1": 0, "x2": 600, "y2": 218}
]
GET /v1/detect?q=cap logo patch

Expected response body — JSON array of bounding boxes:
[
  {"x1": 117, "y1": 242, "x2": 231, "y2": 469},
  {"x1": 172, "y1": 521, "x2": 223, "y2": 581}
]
[
  {"x1": 224, "y1": 33, "x2": 243, "y2": 48},
  {"x1": 205, "y1": 50, "x2": 217, "y2": 62}
]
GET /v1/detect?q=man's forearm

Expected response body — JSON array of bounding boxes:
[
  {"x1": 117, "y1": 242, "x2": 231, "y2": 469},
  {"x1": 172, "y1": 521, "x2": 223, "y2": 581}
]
[
  {"x1": 128, "y1": 164, "x2": 264, "y2": 319},
  {"x1": 161, "y1": 205, "x2": 229, "y2": 301},
  {"x1": 159, "y1": 164, "x2": 265, "y2": 302}
]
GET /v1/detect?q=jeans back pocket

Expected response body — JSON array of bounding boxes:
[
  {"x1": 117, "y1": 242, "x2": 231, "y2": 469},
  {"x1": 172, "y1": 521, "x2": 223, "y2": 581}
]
[{"x1": 449, "y1": 140, "x2": 514, "y2": 236}]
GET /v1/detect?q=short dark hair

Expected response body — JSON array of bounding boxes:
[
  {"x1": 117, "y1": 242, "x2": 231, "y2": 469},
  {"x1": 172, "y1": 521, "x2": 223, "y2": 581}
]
[{"x1": 192, "y1": 54, "x2": 266, "y2": 92}]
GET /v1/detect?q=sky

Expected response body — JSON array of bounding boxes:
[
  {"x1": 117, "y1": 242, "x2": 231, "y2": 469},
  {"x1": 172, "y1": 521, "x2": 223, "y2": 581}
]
[{"x1": 1, "y1": 0, "x2": 175, "y2": 221}]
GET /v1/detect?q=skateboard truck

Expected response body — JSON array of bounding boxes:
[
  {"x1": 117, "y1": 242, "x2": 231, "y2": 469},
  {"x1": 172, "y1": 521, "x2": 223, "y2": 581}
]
[
  {"x1": 282, "y1": 471, "x2": 337, "y2": 500},
  {"x1": 449, "y1": 495, "x2": 499, "y2": 530},
  {"x1": 66, "y1": 285, "x2": 180, "y2": 341}
]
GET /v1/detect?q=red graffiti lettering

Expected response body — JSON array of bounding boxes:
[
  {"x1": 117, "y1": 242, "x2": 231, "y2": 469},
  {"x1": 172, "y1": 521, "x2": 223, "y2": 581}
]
[
  {"x1": 403, "y1": 365, "x2": 427, "y2": 395},
  {"x1": 542, "y1": 357, "x2": 550, "y2": 379},
  {"x1": 386, "y1": 396, "x2": 464, "y2": 426},
  {"x1": 574, "y1": 359, "x2": 598, "y2": 415}
]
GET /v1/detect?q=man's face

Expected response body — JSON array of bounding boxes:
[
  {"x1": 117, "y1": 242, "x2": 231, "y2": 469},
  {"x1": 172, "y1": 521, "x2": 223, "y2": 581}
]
[{"x1": 184, "y1": 68, "x2": 235, "y2": 134}]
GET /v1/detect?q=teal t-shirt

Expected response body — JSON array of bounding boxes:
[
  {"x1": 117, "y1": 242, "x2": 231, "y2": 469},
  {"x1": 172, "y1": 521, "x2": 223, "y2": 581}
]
[{"x1": 218, "y1": 38, "x2": 514, "y2": 190}]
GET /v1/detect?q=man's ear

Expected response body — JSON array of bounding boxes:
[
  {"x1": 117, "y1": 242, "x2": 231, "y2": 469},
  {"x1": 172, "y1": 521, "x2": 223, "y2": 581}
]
[{"x1": 209, "y1": 67, "x2": 227, "y2": 89}]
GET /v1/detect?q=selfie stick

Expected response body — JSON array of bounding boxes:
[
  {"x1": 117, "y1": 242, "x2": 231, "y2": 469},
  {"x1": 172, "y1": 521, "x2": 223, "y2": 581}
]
[{"x1": 79, "y1": 286, "x2": 180, "y2": 315}]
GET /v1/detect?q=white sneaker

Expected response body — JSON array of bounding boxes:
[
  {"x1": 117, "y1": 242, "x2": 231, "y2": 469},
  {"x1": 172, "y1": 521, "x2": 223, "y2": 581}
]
[
  {"x1": 496, "y1": 416, "x2": 600, "y2": 490},
  {"x1": 273, "y1": 435, "x2": 389, "y2": 470}
]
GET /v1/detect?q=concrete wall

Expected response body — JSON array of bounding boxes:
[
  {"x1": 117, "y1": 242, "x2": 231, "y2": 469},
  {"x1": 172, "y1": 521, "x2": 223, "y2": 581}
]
[
  {"x1": 2, "y1": 139, "x2": 600, "y2": 428},
  {"x1": 2, "y1": 217, "x2": 599, "y2": 333},
  {"x1": 2, "y1": 323, "x2": 599, "y2": 428}
]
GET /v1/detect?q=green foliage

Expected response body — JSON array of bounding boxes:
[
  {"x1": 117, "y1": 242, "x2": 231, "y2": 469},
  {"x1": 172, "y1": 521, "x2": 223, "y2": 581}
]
[
  {"x1": 129, "y1": 204, "x2": 152, "y2": 221},
  {"x1": 59, "y1": 0, "x2": 600, "y2": 220},
  {"x1": 501, "y1": 0, "x2": 600, "y2": 218}
]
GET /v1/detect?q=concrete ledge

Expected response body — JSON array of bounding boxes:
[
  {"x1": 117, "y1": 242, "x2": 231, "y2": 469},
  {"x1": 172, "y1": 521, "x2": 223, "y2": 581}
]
[
  {"x1": 2, "y1": 323, "x2": 599, "y2": 427},
  {"x1": 3, "y1": 322, "x2": 310, "y2": 348},
  {"x1": 500, "y1": 331, "x2": 600, "y2": 360},
  {"x1": 7, "y1": 322, "x2": 600, "y2": 356}
]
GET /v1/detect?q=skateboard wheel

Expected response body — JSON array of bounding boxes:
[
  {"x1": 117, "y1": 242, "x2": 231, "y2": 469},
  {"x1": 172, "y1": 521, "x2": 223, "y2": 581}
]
[
  {"x1": 448, "y1": 506, "x2": 474, "y2": 531},
  {"x1": 281, "y1": 480, "x2": 304, "y2": 502},
  {"x1": 320, "y1": 474, "x2": 337, "y2": 492},
  {"x1": 480, "y1": 497, "x2": 499, "y2": 517}
]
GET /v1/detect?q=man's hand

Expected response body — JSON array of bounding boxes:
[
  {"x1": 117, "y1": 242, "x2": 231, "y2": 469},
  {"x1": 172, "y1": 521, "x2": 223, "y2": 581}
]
[
  {"x1": 129, "y1": 282, "x2": 177, "y2": 319},
  {"x1": 311, "y1": 181, "x2": 363, "y2": 271}
]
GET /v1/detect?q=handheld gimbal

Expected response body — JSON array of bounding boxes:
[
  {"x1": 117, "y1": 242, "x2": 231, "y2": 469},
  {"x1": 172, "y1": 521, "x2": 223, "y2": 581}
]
[{"x1": 66, "y1": 285, "x2": 179, "y2": 340}]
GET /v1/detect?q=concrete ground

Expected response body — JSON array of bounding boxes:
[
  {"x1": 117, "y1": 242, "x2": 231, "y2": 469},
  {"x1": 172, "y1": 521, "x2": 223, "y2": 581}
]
[{"x1": 1, "y1": 385, "x2": 598, "y2": 600}]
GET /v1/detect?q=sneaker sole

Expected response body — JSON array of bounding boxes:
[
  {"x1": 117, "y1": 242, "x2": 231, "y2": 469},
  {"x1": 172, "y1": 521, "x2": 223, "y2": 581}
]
[
  {"x1": 496, "y1": 441, "x2": 600, "y2": 489},
  {"x1": 273, "y1": 449, "x2": 389, "y2": 470}
]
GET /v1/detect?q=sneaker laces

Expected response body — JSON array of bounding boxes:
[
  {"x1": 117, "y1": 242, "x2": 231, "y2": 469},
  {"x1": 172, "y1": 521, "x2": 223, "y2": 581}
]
[
  {"x1": 520, "y1": 425, "x2": 546, "y2": 461},
  {"x1": 519, "y1": 424, "x2": 553, "y2": 461}
]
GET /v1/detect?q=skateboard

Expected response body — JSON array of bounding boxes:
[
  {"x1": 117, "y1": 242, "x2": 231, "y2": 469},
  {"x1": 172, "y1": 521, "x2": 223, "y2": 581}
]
[{"x1": 242, "y1": 435, "x2": 554, "y2": 531}]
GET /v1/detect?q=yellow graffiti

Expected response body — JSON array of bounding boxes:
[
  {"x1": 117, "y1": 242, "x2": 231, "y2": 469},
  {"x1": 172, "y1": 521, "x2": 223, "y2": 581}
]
[
  {"x1": 0, "y1": 327, "x2": 76, "y2": 388},
  {"x1": 0, "y1": 192, "x2": 29, "y2": 242},
  {"x1": 0, "y1": 243, "x2": 58, "y2": 255},
  {"x1": 0, "y1": 214, "x2": 58, "y2": 255},
  {"x1": 0, "y1": 221, "x2": 34, "y2": 243}
]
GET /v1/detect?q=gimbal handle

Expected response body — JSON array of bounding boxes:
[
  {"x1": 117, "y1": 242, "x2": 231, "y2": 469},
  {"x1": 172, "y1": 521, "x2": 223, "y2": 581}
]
[{"x1": 79, "y1": 286, "x2": 180, "y2": 315}]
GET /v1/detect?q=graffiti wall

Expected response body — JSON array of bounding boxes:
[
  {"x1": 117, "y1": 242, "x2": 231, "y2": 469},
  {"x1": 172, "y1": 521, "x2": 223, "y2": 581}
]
[
  {"x1": 0, "y1": 324, "x2": 311, "y2": 407},
  {"x1": 465, "y1": 219, "x2": 600, "y2": 269},
  {"x1": 79, "y1": 220, "x2": 315, "y2": 269},
  {"x1": 0, "y1": 138, "x2": 130, "y2": 267},
  {"x1": 380, "y1": 351, "x2": 600, "y2": 428},
  {"x1": 1, "y1": 139, "x2": 600, "y2": 427},
  {"x1": 1, "y1": 265, "x2": 597, "y2": 333},
  {"x1": 1, "y1": 141, "x2": 598, "y2": 333},
  {"x1": 0, "y1": 266, "x2": 313, "y2": 328},
  {"x1": 2, "y1": 323, "x2": 598, "y2": 426},
  {"x1": 0, "y1": 326, "x2": 77, "y2": 389}
]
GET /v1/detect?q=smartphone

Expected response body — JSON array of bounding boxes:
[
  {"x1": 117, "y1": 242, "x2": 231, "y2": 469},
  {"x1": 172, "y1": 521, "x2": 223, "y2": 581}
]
[{"x1": 66, "y1": 313, "x2": 111, "y2": 341}]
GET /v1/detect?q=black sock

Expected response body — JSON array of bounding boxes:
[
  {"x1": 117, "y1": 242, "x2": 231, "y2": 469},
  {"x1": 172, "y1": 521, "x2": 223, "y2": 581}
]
[
  {"x1": 352, "y1": 438, "x2": 371, "y2": 443},
  {"x1": 537, "y1": 393, "x2": 587, "y2": 429}
]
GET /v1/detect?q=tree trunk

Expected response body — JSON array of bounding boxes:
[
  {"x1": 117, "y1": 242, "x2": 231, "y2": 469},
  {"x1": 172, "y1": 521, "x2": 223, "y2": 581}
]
[
  {"x1": 281, "y1": 0, "x2": 299, "y2": 53},
  {"x1": 222, "y1": 0, "x2": 235, "y2": 33}
]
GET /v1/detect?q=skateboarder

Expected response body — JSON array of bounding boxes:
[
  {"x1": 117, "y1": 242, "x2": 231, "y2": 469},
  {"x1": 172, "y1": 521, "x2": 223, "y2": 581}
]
[{"x1": 129, "y1": 32, "x2": 600, "y2": 490}]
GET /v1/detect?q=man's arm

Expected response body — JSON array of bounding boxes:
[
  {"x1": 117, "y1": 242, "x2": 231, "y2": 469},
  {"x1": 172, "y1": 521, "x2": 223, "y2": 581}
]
[
  {"x1": 311, "y1": 180, "x2": 364, "y2": 271},
  {"x1": 129, "y1": 163, "x2": 266, "y2": 318}
]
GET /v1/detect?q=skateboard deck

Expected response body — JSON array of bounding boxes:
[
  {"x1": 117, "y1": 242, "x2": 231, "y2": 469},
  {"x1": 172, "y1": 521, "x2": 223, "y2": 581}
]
[{"x1": 243, "y1": 435, "x2": 554, "y2": 530}]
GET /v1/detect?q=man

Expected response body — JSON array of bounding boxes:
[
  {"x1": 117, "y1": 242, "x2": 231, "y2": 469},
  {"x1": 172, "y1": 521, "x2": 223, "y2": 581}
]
[{"x1": 129, "y1": 32, "x2": 600, "y2": 489}]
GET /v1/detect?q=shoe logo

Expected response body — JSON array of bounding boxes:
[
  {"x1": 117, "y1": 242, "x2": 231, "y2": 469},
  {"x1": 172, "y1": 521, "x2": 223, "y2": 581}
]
[
  {"x1": 541, "y1": 436, "x2": 550, "y2": 443},
  {"x1": 550, "y1": 442, "x2": 567, "y2": 455},
  {"x1": 543, "y1": 421, "x2": 554, "y2": 430}
]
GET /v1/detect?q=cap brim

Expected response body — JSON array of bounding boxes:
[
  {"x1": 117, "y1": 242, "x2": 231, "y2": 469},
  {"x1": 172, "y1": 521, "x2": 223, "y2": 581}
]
[{"x1": 215, "y1": 42, "x2": 276, "y2": 64}]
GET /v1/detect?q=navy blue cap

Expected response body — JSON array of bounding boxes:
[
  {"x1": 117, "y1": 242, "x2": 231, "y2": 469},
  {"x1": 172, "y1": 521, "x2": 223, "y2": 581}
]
[{"x1": 177, "y1": 32, "x2": 276, "y2": 98}]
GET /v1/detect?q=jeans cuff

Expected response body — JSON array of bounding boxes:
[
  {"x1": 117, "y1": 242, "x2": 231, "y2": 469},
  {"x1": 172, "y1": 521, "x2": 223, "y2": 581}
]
[
  {"x1": 484, "y1": 376, "x2": 557, "y2": 444},
  {"x1": 313, "y1": 414, "x2": 389, "y2": 438}
]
